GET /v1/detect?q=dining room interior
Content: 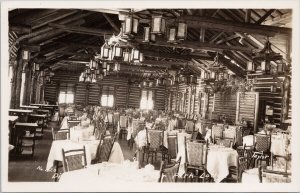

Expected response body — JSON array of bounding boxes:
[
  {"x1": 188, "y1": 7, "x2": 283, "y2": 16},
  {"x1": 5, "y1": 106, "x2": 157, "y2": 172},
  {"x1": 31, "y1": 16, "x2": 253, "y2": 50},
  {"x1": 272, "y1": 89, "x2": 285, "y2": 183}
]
[{"x1": 6, "y1": 6, "x2": 294, "y2": 186}]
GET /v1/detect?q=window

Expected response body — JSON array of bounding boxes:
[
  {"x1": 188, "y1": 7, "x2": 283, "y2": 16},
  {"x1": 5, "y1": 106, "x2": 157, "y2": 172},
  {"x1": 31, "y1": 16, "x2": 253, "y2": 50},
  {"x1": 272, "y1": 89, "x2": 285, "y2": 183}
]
[
  {"x1": 58, "y1": 83, "x2": 75, "y2": 104},
  {"x1": 101, "y1": 86, "x2": 114, "y2": 107},
  {"x1": 140, "y1": 90, "x2": 154, "y2": 110}
]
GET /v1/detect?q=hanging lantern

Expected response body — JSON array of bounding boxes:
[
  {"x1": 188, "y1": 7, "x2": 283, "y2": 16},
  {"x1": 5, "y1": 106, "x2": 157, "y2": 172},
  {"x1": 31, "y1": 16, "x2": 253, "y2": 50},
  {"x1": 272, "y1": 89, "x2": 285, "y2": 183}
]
[
  {"x1": 151, "y1": 15, "x2": 166, "y2": 35},
  {"x1": 247, "y1": 61, "x2": 255, "y2": 72},
  {"x1": 277, "y1": 60, "x2": 285, "y2": 74},
  {"x1": 85, "y1": 76, "x2": 91, "y2": 83},
  {"x1": 210, "y1": 72, "x2": 216, "y2": 80},
  {"x1": 100, "y1": 40, "x2": 113, "y2": 60},
  {"x1": 91, "y1": 73, "x2": 97, "y2": 83},
  {"x1": 131, "y1": 48, "x2": 140, "y2": 62},
  {"x1": 261, "y1": 61, "x2": 271, "y2": 75},
  {"x1": 107, "y1": 64, "x2": 111, "y2": 71},
  {"x1": 82, "y1": 72, "x2": 87, "y2": 79},
  {"x1": 143, "y1": 26, "x2": 151, "y2": 42},
  {"x1": 123, "y1": 49, "x2": 131, "y2": 63},
  {"x1": 86, "y1": 68, "x2": 91, "y2": 75},
  {"x1": 89, "y1": 59, "x2": 98, "y2": 70},
  {"x1": 177, "y1": 21, "x2": 187, "y2": 41},
  {"x1": 156, "y1": 78, "x2": 162, "y2": 86},
  {"x1": 113, "y1": 42, "x2": 123, "y2": 59},
  {"x1": 102, "y1": 61, "x2": 107, "y2": 69},
  {"x1": 167, "y1": 26, "x2": 177, "y2": 43},
  {"x1": 22, "y1": 50, "x2": 30, "y2": 61},
  {"x1": 124, "y1": 14, "x2": 139, "y2": 36},
  {"x1": 33, "y1": 63, "x2": 40, "y2": 71},
  {"x1": 114, "y1": 62, "x2": 120, "y2": 71},
  {"x1": 139, "y1": 53, "x2": 144, "y2": 63},
  {"x1": 174, "y1": 76, "x2": 179, "y2": 84},
  {"x1": 103, "y1": 69, "x2": 107, "y2": 76},
  {"x1": 121, "y1": 22, "x2": 126, "y2": 36}
]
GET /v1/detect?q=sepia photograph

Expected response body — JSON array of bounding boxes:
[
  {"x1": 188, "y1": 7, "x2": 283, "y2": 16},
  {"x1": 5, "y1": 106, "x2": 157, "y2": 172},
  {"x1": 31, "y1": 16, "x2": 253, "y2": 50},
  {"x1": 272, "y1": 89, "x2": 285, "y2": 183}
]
[{"x1": 1, "y1": 0, "x2": 300, "y2": 192}]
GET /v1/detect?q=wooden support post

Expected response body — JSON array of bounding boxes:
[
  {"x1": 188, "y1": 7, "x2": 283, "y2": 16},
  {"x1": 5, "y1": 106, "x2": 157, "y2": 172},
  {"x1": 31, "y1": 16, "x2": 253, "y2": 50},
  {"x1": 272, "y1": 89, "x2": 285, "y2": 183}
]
[{"x1": 85, "y1": 84, "x2": 89, "y2": 106}]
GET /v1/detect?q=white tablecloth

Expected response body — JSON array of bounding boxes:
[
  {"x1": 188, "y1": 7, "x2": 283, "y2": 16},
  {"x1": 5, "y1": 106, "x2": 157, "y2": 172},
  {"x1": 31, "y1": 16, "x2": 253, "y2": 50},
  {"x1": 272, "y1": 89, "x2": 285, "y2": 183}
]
[
  {"x1": 60, "y1": 116, "x2": 69, "y2": 130},
  {"x1": 206, "y1": 145, "x2": 238, "y2": 183},
  {"x1": 242, "y1": 168, "x2": 260, "y2": 183},
  {"x1": 46, "y1": 140, "x2": 124, "y2": 171},
  {"x1": 59, "y1": 161, "x2": 160, "y2": 183},
  {"x1": 69, "y1": 126, "x2": 94, "y2": 141},
  {"x1": 271, "y1": 133, "x2": 291, "y2": 156},
  {"x1": 243, "y1": 135, "x2": 254, "y2": 146}
]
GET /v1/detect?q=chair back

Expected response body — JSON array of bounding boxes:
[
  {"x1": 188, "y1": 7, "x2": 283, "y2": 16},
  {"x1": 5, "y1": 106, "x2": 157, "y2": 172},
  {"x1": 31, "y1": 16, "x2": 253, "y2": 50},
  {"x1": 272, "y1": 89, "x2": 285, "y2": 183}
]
[
  {"x1": 177, "y1": 118, "x2": 186, "y2": 129},
  {"x1": 95, "y1": 133, "x2": 117, "y2": 163},
  {"x1": 185, "y1": 120, "x2": 195, "y2": 134},
  {"x1": 158, "y1": 157, "x2": 181, "y2": 183},
  {"x1": 254, "y1": 134, "x2": 271, "y2": 152},
  {"x1": 185, "y1": 137, "x2": 207, "y2": 167},
  {"x1": 215, "y1": 137, "x2": 234, "y2": 148},
  {"x1": 212, "y1": 125, "x2": 223, "y2": 140},
  {"x1": 148, "y1": 130, "x2": 164, "y2": 150},
  {"x1": 270, "y1": 153, "x2": 291, "y2": 173},
  {"x1": 260, "y1": 168, "x2": 291, "y2": 183},
  {"x1": 167, "y1": 133, "x2": 178, "y2": 159},
  {"x1": 237, "y1": 156, "x2": 248, "y2": 182},
  {"x1": 52, "y1": 128, "x2": 69, "y2": 140},
  {"x1": 68, "y1": 120, "x2": 81, "y2": 128},
  {"x1": 62, "y1": 146, "x2": 87, "y2": 172},
  {"x1": 131, "y1": 120, "x2": 144, "y2": 139}
]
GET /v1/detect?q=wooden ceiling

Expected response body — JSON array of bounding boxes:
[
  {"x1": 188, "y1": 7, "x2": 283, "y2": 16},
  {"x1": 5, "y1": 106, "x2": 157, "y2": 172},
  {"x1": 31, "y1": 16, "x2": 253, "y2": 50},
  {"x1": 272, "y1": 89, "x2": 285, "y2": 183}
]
[{"x1": 9, "y1": 8, "x2": 292, "y2": 78}]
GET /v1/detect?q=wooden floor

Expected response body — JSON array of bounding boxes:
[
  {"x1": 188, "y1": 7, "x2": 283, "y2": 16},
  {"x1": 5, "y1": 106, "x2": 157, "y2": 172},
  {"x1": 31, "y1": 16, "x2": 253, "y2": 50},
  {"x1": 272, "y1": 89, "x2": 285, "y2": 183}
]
[{"x1": 8, "y1": 120, "x2": 162, "y2": 182}]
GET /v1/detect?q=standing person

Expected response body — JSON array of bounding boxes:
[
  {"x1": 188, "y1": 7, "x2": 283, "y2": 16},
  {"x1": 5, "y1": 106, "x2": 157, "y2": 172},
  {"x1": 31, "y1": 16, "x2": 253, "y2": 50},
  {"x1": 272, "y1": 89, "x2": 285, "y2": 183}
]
[{"x1": 134, "y1": 123, "x2": 147, "y2": 169}]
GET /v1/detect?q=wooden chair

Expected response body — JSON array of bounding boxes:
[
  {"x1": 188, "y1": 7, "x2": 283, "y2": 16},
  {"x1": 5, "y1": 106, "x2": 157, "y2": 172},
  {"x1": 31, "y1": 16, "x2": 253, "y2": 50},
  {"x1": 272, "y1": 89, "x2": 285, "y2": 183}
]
[
  {"x1": 215, "y1": 137, "x2": 235, "y2": 148},
  {"x1": 253, "y1": 134, "x2": 271, "y2": 167},
  {"x1": 52, "y1": 128, "x2": 69, "y2": 140},
  {"x1": 177, "y1": 117, "x2": 186, "y2": 130},
  {"x1": 212, "y1": 125, "x2": 223, "y2": 143},
  {"x1": 259, "y1": 167, "x2": 291, "y2": 183},
  {"x1": 158, "y1": 157, "x2": 181, "y2": 183},
  {"x1": 67, "y1": 120, "x2": 81, "y2": 129},
  {"x1": 17, "y1": 127, "x2": 36, "y2": 158},
  {"x1": 184, "y1": 137, "x2": 209, "y2": 182},
  {"x1": 270, "y1": 153, "x2": 291, "y2": 173},
  {"x1": 146, "y1": 130, "x2": 164, "y2": 163},
  {"x1": 226, "y1": 156, "x2": 248, "y2": 182},
  {"x1": 93, "y1": 133, "x2": 117, "y2": 163},
  {"x1": 62, "y1": 146, "x2": 87, "y2": 172},
  {"x1": 162, "y1": 133, "x2": 178, "y2": 164},
  {"x1": 185, "y1": 119, "x2": 195, "y2": 134}
]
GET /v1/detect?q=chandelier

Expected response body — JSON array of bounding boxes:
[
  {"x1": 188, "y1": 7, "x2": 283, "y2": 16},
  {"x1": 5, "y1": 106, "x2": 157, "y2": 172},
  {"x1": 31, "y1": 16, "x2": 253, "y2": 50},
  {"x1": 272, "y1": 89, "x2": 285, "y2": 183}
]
[{"x1": 247, "y1": 37, "x2": 285, "y2": 75}]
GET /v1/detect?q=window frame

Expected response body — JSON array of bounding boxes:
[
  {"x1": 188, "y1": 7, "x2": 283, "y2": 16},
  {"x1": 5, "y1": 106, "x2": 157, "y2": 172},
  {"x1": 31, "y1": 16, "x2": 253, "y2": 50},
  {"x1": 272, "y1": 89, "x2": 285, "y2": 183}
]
[
  {"x1": 140, "y1": 89, "x2": 154, "y2": 110},
  {"x1": 101, "y1": 86, "x2": 114, "y2": 107},
  {"x1": 58, "y1": 83, "x2": 75, "y2": 104}
]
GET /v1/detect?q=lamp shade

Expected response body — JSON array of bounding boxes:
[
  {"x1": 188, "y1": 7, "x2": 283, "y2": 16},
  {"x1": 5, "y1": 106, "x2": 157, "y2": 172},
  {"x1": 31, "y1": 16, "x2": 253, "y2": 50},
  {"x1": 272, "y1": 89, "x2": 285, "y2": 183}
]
[
  {"x1": 210, "y1": 71, "x2": 216, "y2": 80},
  {"x1": 123, "y1": 49, "x2": 131, "y2": 63},
  {"x1": 102, "y1": 61, "x2": 107, "y2": 69},
  {"x1": 131, "y1": 48, "x2": 140, "y2": 62},
  {"x1": 143, "y1": 27, "x2": 151, "y2": 42},
  {"x1": 101, "y1": 41, "x2": 112, "y2": 59},
  {"x1": 151, "y1": 15, "x2": 166, "y2": 35},
  {"x1": 277, "y1": 60, "x2": 285, "y2": 74},
  {"x1": 124, "y1": 15, "x2": 139, "y2": 35},
  {"x1": 177, "y1": 22, "x2": 187, "y2": 41},
  {"x1": 113, "y1": 43, "x2": 123, "y2": 58},
  {"x1": 22, "y1": 50, "x2": 30, "y2": 61},
  {"x1": 167, "y1": 26, "x2": 177, "y2": 43},
  {"x1": 261, "y1": 61, "x2": 270, "y2": 75},
  {"x1": 247, "y1": 61, "x2": 255, "y2": 72}
]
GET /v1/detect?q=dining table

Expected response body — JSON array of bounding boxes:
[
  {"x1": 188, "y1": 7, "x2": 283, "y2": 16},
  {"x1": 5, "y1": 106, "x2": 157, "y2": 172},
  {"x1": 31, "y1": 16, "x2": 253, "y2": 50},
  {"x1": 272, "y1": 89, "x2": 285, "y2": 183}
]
[
  {"x1": 46, "y1": 139, "x2": 124, "y2": 171},
  {"x1": 59, "y1": 161, "x2": 160, "y2": 183},
  {"x1": 206, "y1": 144, "x2": 238, "y2": 183}
]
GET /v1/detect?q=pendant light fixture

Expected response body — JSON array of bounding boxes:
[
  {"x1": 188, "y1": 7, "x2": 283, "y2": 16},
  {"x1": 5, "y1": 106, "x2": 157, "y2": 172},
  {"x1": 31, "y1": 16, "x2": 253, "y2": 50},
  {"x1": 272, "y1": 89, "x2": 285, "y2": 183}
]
[
  {"x1": 167, "y1": 25, "x2": 177, "y2": 43},
  {"x1": 113, "y1": 42, "x2": 123, "y2": 59},
  {"x1": 124, "y1": 13, "x2": 139, "y2": 37},
  {"x1": 151, "y1": 15, "x2": 166, "y2": 35},
  {"x1": 177, "y1": 21, "x2": 187, "y2": 41}
]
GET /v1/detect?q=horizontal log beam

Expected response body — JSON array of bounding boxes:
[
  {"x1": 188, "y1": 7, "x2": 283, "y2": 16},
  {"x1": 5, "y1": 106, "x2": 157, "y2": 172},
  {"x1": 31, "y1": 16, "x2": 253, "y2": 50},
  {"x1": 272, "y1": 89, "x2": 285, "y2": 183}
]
[
  {"x1": 48, "y1": 23, "x2": 116, "y2": 36},
  {"x1": 135, "y1": 38, "x2": 254, "y2": 53},
  {"x1": 9, "y1": 24, "x2": 31, "y2": 34},
  {"x1": 180, "y1": 16, "x2": 292, "y2": 37}
]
